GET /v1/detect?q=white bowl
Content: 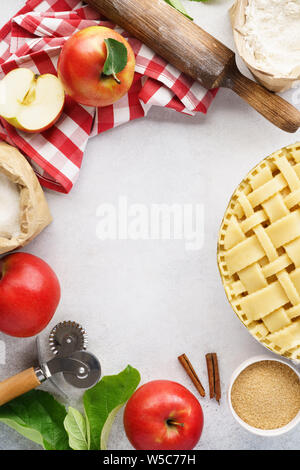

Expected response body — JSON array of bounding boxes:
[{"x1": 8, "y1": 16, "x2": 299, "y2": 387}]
[{"x1": 228, "y1": 355, "x2": 300, "y2": 436}]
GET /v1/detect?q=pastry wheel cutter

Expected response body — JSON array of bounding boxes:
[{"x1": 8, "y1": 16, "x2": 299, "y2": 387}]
[{"x1": 0, "y1": 321, "x2": 101, "y2": 406}]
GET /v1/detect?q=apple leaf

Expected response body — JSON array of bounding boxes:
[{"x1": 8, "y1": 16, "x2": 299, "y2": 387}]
[
  {"x1": 64, "y1": 407, "x2": 89, "y2": 450},
  {"x1": 164, "y1": 0, "x2": 193, "y2": 20},
  {"x1": 0, "y1": 390, "x2": 71, "y2": 450},
  {"x1": 83, "y1": 365, "x2": 140, "y2": 450},
  {"x1": 103, "y1": 38, "x2": 128, "y2": 84}
]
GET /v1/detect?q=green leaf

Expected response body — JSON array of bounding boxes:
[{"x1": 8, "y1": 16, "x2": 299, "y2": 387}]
[
  {"x1": 103, "y1": 38, "x2": 128, "y2": 83},
  {"x1": 64, "y1": 407, "x2": 88, "y2": 450},
  {"x1": 83, "y1": 365, "x2": 140, "y2": 450},
  {"x1": 0, "y1": 390, "x2": 71, "y2": 450},
  {"x1": 164, "y1": 0, "x2": 193, "y2": 20}
]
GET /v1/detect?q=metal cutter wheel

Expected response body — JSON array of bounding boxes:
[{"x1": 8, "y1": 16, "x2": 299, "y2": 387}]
[
  {"x1": 49, "y1": 320, "x2": 100, "y2": 388},
  {"x1": 49, "y1": 321, "x2": 88, "y2": 357}
]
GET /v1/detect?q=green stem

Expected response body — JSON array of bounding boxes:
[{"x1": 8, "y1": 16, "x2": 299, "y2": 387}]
[
  {"x1": 167, "y1": 419, "x2": 184, "y2": 428},
  {"x1": 112, "y1": 72, "x2": 121, "y2": 85}
]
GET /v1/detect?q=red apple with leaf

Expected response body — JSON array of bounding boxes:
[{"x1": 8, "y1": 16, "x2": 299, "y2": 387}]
[
  {"x1": 0, "y1": 253, "x2": 61, "y2": 337},
  {"x1": 124, "y1": 380, "x2": 204, "y2": 450},
  {"x1": 57, "y1": 26, "x2": 136, "y2": 107}
]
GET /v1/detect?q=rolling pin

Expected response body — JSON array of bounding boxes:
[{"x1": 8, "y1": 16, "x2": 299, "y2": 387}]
[{"x1": 86, "y1": 0, "x2": 300, "y2": 133}]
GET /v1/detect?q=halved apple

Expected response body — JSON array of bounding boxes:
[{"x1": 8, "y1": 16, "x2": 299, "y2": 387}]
[{"x1": 0, "y1": 68, "x2": 65, "y2": 133}]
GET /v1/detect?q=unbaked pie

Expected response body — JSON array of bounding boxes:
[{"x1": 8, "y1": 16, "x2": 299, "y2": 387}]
[{"x1": 218, "y1": 143, "x2": 300, "y2": 361}]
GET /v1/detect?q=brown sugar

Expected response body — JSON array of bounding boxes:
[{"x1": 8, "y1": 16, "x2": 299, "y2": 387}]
[{"x1": 231, "y1": 360, "x2": 300, "y2": 430}]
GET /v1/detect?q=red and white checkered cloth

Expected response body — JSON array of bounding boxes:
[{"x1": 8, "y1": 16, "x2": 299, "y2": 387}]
[{"x1": 0, "y1": 0, "x2": 217, "y2": 193}]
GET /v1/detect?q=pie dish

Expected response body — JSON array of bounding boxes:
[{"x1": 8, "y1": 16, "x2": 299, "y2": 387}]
[{"x1": 218, "y1": 143, "x2": 300, "y2": 362}]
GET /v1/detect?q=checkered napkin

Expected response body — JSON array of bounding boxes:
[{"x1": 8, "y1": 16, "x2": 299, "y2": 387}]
[{"x1": 0, "y1": 0, "x2": 217, "y2": 193}]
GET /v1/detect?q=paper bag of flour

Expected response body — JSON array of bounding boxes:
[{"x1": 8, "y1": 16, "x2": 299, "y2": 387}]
[{"x1": 0, "y1": 142, "x2": 52, "y2": 255}]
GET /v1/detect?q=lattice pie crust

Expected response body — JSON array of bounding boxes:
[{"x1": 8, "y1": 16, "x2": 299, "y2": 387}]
[{"x1": 218, "y1": 143, "x2": 300, "y2": 361}]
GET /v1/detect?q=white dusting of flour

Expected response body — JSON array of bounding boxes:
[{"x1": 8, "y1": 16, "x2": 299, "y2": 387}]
[
  {"x1": 0, "y1": 171, "x2": 20, "y2": 237},
  {"x1": 242, "y1": 0, "x2": 300, "y2": 76}
]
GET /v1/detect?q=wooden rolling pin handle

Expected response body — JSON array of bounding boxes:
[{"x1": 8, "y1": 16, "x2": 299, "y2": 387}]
[
  {"x1": 0, "y1": 367, "x2": 41, "y2": 406},
  {"x1": 223, "y1": 66, "x2": 300, "y2": 133}
]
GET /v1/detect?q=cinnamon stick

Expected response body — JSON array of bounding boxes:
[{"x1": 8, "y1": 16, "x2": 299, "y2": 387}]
[
  {"x1": 205, "y1": 353, "x2": 215, "y2": 399},
  {"x1": 212, "y1": 353, "x2": 221, "y2": 404},
  {"x1": 178, "y1": 353, "x2": 205, "y2": 398}
]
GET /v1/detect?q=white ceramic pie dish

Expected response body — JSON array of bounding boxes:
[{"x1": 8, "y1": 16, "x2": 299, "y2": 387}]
[{"x1": 228, "y1": 355, "x2": 300, "y2": 436}]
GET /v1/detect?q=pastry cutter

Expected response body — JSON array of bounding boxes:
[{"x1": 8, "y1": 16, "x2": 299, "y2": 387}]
[{"x1": 0, "y1": 321, "x2": 101, "y2": 406}]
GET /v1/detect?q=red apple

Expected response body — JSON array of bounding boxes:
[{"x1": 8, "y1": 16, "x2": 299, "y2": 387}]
[
  {"x1": 0, "y1": 253, "x2": 61, "y2": 337},
  {"x1": 124, "y1": 380, "x2": 204, "y2": 450},
  {"x1": 57, "y1": 26, "x2": 136, "y2": 107}
]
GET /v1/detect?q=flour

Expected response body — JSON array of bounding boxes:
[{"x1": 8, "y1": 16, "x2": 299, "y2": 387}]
[
  {"x1": 242, "y1": 0, "x2": 300, "y2": 76},
  {"x1": 0, "y1": 171, "x2": 20, "y2": 237}
]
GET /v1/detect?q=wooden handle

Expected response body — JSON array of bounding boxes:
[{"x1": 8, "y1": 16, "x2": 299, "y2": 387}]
[
  {"x1": 0, "y1": 368, "x2": 41, "y2": 406},
  {"x1": 86, "y1": 0, "x2": 300, "y2": 132},
  {"x1": 224, "y1": 67, "x2": 300, "y2": 133},
  {"x1": 86, "y1": 0, "x2": 235, "y2": 89}
]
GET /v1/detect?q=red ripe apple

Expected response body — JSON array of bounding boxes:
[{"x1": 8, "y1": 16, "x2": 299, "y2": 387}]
[
  {"x1": 0, "y1": 253, "x2": 61, "y2": 337},
  {"x1": 124, "y1": 380, "x2": 204, "y2": 450},
  {"x1": 57, "y1": 26, "x2": 136, "y2": 107}
]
